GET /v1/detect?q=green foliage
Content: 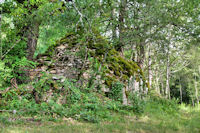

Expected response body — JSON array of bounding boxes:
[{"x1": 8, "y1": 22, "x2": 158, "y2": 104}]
[
  {"x1": 13, "y1": 57, "x2": 37, "y2": 81},
  {"x1": 0, "y1": 78, "x2": 135, "y2": 123},
  {"x1": 1, "y1": 105, "x2": 200, "y2": 133},
  {"x1": 63, "y1": 79, "x2": 82, "y2": 104},
  {"x1": 129, "y1": 93, "x2": 146, "y2": 114},
  {"x1": 147, "y1": 95, "x2": 179, "y2": 114},
  {"x1": 0, "y1": 61, "x2": 13, "y2": 87},
  {"x1": 108, "y1": 82, "x2": 123, "y2": 102},
  {"x1": 53, "y1": 30, "x2": 147, "y2": 90},
  {"x1": 0, "y1": 57, "x2": 36, "y2": 87},
  {"x1": 1, "y1": 0, "x2": 199, "y2": 127}
]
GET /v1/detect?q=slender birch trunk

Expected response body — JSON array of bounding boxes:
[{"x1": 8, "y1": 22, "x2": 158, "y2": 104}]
[
  {"x1": 111, "y1": 9, "x2": 117, "y2": 41},
  {"x1": 134, "y1": 43, "x2": 140, "y2": 94},
  {"x1": 166, "y1": 45, "x2": 170, "y2": 99},
  {"x1": 194, "y1": 75, "x2": 199, "y2": 106},
  {"x1": 155, "y1": 67, "x2": 160, "y2": 94},
  {"x1": 148, "y1": 44, "x2": 152, "y2": 92},
  {"x1": 118, "y1": 0, "x2": 128, "y2": 105}
]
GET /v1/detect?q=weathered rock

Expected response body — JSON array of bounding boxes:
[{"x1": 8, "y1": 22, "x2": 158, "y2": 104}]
[
  {"x1": 56, "y1": 45, "x2": 67, "y2": 50},
  {"x1": 50, "y1": 70, "x2": 57, "y2": 74},
  {"x1": 31, "y1": 30, "x2": 147, "y2": 94}
]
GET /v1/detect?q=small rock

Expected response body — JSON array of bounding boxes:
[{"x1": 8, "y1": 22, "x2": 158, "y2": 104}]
[
  {"x1": 44, "y1": 61, "x2": 52, "y2": 66},
  {"x1": 83, "y1": 72, "x2": 90, "y2": 79},
  {"x1": 56, "y1": 45, "x2": 67, "y2": 50},
  {"x1": 67, "y1": 63, "x2": 73, "y2": 67},
  {"x1": 41, "y1": 66, "x2": 48, "y2": 71},
  {"x1": 52, "y1": 76, "x2": 60, "y2": 80},
  {"x1": 13, "y1": 110, "x2": 17, "y2": 114},
  {"x1": 101, "y1": 85, "x2": 110, "y2": 92},
  {"x1": 50, "y1": 70, "x2": 57, "y2": 74},
  {"x1": 61, "y1": 78, "x2": 65, "y2": 83}
]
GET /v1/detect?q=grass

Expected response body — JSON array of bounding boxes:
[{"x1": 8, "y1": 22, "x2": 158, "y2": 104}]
[{"x1": 0, "y1": 104, "x2": 200, "y2": 133}]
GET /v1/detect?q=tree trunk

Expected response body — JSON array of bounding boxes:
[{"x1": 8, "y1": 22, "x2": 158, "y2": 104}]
[
  {"x1": 117, "y1": 0, "x2": 126, "y2": 52},
  {"x1": 118, "y1": 0, "x2": 128, "y2": 105},
  {"x1": 148, "y1": 44, "x2": 152, "y2": 93},
  {"x1": 179, "y1": 78, "x2": 182, "y2": 103},
  {"x1": 111, "y1": 8, "x2": 117, "y2": 41},
  {"x1": 27, "y1": 22, "x2": 40, "y2": 60},
  {"x1": 161, "y1": 80, "x2": 164, "y2": 95},
  {"x1": 134, "y1": 79, "x2": 140, "y2": 93},
  {"x1": 192, "y1": 97, "x2": 195, "y2": 107},
  {"x1": 195, "y1": 75, "x2": 199, "y2": 106},
  {"x1": 136, "y1": 42, "x2": 145, "y2": 96},
  {"x1": 123, "y1": 85, "x2": 128, "y2": 105},
  {"x1": 137, "y1": 42, "x2": 145, "y2": 69},
  {"x1": 133, "y1": 44, "x2": 140, "y2": 94},
  {"x1": 166, "y1": 45, "x2": 170, "y2": 99},
  {"x1": 155, "y1": 67, "x2": 160, "y2": 94}
]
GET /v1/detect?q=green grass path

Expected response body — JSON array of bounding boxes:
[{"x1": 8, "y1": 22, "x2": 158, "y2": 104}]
[{"x1": 1, "y1": 105, "x2": 200, "y2": 133}]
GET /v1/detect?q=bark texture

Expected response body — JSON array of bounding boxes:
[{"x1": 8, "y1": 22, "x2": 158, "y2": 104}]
[{"x1": 27, "y1": 22, "x2": 40, "y2": 60}]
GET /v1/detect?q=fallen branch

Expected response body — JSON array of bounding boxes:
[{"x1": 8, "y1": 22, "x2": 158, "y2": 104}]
[
  {"x1": 0, "y1": 87, "x2": 11, "y2": 94},
  {"x1": 1, "y1": 39, "x2": 21, "y2": 59},
  {"x1": 0, "y1": 110, "x2": 16, "y2": 114},
  {"x1": 0, "y1": 78, "x2": 18, "y2": 94}
]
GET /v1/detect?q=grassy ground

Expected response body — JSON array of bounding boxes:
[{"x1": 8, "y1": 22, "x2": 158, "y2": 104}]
[{"x1": 0, "y1": 104, "x2": 200, "y2": 133}]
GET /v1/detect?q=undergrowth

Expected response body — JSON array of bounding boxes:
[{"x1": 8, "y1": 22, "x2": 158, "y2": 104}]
[
  {"x1": 0, "y1": 74, "x2": 181, "y2": 124},
  {"x1": 1, "y1": 79, "x2": 199, "y2": 133},
  {"x1": 0, "y1": 76, "x2": 144, "y2": 123}
]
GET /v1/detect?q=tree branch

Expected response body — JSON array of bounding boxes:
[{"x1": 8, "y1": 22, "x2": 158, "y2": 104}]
[{"x1": 1, "y1": 39, "x2": 21, "y2": 59}]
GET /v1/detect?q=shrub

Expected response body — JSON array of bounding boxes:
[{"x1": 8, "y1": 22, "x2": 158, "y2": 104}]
[
  {"x1": 0, "y1": 61, "x2": 13, "y2": 87},
  {"x1": 129, "y1": 93, "x2": 146, "y2": 114},
  {"x1": 0, "y1": 78, "x2": 139, "y2": 123},
  {"x1": 108, "y1": 82, "x2": 123, "y2": 102},
  {"x1": 145, "y1": 94, "x2": 179, "y2": 115}
]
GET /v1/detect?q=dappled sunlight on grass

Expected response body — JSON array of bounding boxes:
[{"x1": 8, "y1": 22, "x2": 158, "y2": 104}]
[
  {"x1": 137, "y1": 116, "x2": 150, "y2": 123},
  {"x1": 179, "y1": 103, "x2": 200, "y2": 112},
  {"x1": 1, "y1": 103, "x2": 200, "y2": 133},
  {"x1": 2, "y1": 112, "x2": 199, "y2": 133}
]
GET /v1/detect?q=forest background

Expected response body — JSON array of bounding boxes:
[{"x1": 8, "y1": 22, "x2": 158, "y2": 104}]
[{"x1": 0, "y1": 0, "x2": 200, "y2": 132}]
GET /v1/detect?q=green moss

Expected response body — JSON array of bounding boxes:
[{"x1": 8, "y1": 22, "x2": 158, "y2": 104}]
[
  {"x1": 48, "y1": 26, "x2": 148, "y2": 90},
  {"x1": 111, "y1": 62, "x2": 122, "y2": 71},
  {"x1": 87, "y1": 41, "x2": 110, "y2": 56},
  {"x1": 108, "y1": 49, "x2": 119, "y2": 56},
  {"x1": 122, "y1": 75, "x2": 129, "y2": 81},
  {"x1": 105, "y1": 76, "x2": 117, "y2": 88},
  {"x1": 45, "y1": 32, "x2": 82, "y2": 57},
  {"x1": 114, "y1": 71, "x2": 121, "y2": 76},
  {"x1": 104, "y1": 54, "x2": 147, "y2": 88}
]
